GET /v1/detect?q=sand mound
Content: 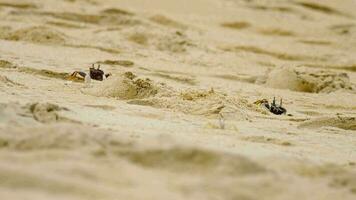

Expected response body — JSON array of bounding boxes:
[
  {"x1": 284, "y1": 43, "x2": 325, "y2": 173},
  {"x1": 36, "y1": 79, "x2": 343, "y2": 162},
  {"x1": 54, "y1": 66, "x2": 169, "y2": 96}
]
[
  {"x1": 5, "y1": 26, "x2": 67, "y2": 45},
  {"x1": 83, "y1": 72, "x2": 249, "y2": 118},
  {"x1": 298, "y1": 115, "x2": 356, "y2": 130},
  {"x1": 264, "y1": 66, "x2": 354, "y2": 93},
  {"x1": 82, "y1": 72, "x2": 159, "y2": 100},
  {"x1": 129, "y1": 88, "x2": 250, "y2": 119}
]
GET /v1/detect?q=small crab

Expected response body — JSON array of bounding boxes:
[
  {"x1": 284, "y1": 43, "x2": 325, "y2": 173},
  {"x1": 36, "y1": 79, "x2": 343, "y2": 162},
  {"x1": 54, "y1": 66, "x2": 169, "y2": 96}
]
[
  {"x1": 254, "y1": 97, "x2": 287, "y2": 115},
  {"x1": 69, "y1": 64, "x2": 111, "y2": 81}
]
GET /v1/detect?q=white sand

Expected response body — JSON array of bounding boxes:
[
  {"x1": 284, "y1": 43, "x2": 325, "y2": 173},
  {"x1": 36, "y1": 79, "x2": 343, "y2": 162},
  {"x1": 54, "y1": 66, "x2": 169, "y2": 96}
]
[{"x1": 0, "y1": 0, "x2": 355, "y2": 199}]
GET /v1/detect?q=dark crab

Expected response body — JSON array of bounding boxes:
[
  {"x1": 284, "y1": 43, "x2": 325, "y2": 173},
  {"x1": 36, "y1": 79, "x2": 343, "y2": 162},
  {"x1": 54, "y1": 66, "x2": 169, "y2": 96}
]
[
  {"x1": 254, "y1": 97, "x2": 287, "y2": 115},
  {"x1": 69, "y1": 64, "x2": 111, "y2": 81}
]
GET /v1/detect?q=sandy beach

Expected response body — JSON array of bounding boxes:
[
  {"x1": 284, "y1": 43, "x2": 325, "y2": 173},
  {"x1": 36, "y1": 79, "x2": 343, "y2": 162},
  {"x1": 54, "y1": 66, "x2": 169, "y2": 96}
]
[{"x1": 0, "y1": 0, "x2": 355, "y2": 199}]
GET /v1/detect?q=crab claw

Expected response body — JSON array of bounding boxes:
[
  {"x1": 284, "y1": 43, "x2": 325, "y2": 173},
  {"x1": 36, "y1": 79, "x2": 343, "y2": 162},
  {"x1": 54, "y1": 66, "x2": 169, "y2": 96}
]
[
  {"x1": 272, "y1": 97, "x2": 276, "y2": 106},
  {"x1": 280, "y1": 98, "x2": 283, "y2": 107}
]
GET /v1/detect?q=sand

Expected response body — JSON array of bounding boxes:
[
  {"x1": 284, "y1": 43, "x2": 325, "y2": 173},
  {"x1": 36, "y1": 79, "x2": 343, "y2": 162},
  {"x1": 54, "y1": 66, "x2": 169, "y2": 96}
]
[{"x1": 0, "y1": 0, "x2": 355, "y2": 199}]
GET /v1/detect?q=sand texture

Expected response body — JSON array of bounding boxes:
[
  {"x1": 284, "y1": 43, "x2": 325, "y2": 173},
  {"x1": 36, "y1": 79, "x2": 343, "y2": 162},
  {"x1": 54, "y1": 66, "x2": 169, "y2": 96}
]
[{"x1": 0, "y1": 0, "x2": 355, "y2": 199}]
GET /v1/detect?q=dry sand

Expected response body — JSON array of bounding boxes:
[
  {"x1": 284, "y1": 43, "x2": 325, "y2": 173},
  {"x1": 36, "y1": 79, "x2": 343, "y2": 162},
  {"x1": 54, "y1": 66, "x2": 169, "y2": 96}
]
[{"x1": 0, "y1": 0, "x2": 355, "y2": 199}]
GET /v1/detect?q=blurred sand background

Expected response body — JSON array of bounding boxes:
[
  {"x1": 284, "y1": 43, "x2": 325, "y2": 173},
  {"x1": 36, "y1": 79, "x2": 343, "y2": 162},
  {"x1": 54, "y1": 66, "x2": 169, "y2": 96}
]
[{"x1": 0, "y1": 0, "x2": 355, "y2": 199}]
